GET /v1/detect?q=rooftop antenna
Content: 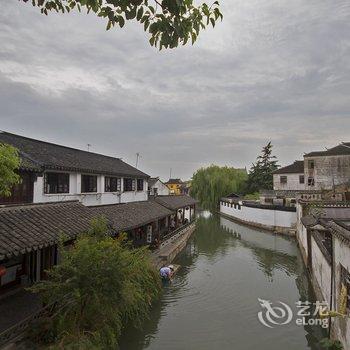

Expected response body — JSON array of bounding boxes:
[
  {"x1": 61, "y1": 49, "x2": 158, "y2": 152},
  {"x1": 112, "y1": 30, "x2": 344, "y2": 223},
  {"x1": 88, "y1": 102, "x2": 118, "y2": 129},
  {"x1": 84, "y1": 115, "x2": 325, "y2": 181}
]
[
  {"x1": 136, "y1": 152, "x2": 140, "y2": 168},
  {"x1": 87, "y1": 143, "x2": 92, "y2": 152},
  {"x1": 169, "y1": 168, "x2": 172, "y2": 180}
]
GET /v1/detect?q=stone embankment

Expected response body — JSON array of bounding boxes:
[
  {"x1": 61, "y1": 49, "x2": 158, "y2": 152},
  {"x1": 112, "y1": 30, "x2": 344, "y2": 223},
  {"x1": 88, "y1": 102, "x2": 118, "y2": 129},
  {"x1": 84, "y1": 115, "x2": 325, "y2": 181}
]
[{"x1": 151, "y1": 222, "x2": 196, "y2": 269}]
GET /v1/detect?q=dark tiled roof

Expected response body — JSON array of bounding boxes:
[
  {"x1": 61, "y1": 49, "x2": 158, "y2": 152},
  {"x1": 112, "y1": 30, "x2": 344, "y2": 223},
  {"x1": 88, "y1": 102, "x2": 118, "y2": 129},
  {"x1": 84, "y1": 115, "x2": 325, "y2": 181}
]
[
  {"x1": 304, "y1": 143, "x2": 350, "y2": 158},
  {"x1": 19, "y1": 153, "x2": 42, "y2": 172},
  {"x1": 148, "y1": 178, "x2": 159, "y2": 187},
  {"x1": 328, "y1": 220, "x2": 350, "y2": 243},
  {"x1": 154, "y1": 195, "x2": 197, "y2": 210},
  {"x1": 0, "y1": 131, "x2": 149, "y2": 178},
  {"x1": 89, "y1": 201, "x2": 173, "y2": 232},
  {"x1": 301, "y1": 215, "x2": 319, "y2": 227},
  {"x1": 165, "y1": 178, "x2": 183, "y2": 185},
  {"x1": 0, "y1": 201, "x2": 97, "y2": 260},
  {"x1": 0, "y1": 200, "x2": 175, "y2": 260},
  {"x1": 273, "y1": 161, "x2": 304, "y2": 174}
]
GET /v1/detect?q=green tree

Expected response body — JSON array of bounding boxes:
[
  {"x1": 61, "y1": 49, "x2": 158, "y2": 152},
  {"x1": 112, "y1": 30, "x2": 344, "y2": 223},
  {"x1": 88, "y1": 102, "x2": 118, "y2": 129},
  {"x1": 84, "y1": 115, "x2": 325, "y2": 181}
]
[
  {"x1": 22, "y1": 0, "x2": 223, "y2": 50},
  {"x1": 30, "y1": 217, "x2": 161, "y2": 348},
  {"x1": 0, "y1": 143, "x2": 21, "y2": 197},
  {"x1": 246, "y1": 142, "x2": 279, "y2": 193},
  {"x1": 191, "y1": 165, "x2": 247, "y2": 211}
]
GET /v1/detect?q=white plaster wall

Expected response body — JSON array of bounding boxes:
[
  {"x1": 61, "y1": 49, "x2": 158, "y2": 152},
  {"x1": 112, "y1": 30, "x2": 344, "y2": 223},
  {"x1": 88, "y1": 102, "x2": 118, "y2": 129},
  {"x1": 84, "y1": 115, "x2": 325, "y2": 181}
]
[
  {"x1": 296, "y1": 202, "x2": 308, "y2": 261},
  {"x1": 332, "y1": 238, "x2": 350, "y2": 349},
  {"x1": 273, "y1": 173, "x2": 305, "y2": 191},
  {"x1": 33, "y1": 173, "x2": 148, "y2": 206},
  {"x1": 311, "y1": 236, "x2": 331, "y2": 303},
  {"x1": 184, "y1": 207, "x2": 191, "y2": 221},
  {"x1": 149, "y1": 180, "x2": 170, "y2": 196},
  {"x1": 219, "y1": 202, "x2": 296, "y2": 229},
  {"x1": 306, "y1": 155, "x2": 350, "y2": 190}
]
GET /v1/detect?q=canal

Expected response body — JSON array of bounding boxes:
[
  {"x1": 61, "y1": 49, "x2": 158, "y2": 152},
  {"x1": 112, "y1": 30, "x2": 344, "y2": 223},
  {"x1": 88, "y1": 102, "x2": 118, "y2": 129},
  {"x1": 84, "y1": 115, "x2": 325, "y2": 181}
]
[{"x1": 121, "y1": 212, "x2": 326, "y2": 350}]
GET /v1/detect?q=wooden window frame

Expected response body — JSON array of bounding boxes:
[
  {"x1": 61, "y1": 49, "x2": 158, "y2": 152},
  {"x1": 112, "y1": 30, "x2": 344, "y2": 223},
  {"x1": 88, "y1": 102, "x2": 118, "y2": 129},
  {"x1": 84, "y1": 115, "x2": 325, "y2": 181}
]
[
  {"x1": 81, "y1": 174, "x2": 97, "y2": 193},
  {"x1": 44, "y1": 172, "x2": 70, "y2": 194},
  {"x1": 280, "y1": 176, "x2": 288, "y2": 184},
  {"x1": 299, "y1": 175, "x2": 305, "y2": 184},
  {"x1": 105, "y1": 177, "x2": 121, "y2": 192},
  {"x1": 137, "y1": 179, "x2": 144, "y2": 191},
  {"x1": 124, "y1": 178, "x2": 135, "y2": 192},
  {"x1": 308, "y1": 177, "x2": 315, "y2": 187}
]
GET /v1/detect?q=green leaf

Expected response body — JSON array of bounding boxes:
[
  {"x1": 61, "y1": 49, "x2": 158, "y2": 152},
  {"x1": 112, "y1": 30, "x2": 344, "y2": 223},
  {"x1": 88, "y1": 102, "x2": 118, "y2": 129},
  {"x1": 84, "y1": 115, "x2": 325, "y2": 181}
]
[{"x1": 137, "y1": 7, "x2": 143, "y2": 21}]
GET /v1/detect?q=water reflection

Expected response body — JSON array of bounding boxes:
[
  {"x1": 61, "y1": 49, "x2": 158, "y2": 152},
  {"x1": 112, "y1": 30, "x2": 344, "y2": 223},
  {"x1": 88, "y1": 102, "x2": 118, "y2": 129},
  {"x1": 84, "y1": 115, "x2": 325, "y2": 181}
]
[{"x1": 120, "y1": 212, "x2": 326, "y2": 350}]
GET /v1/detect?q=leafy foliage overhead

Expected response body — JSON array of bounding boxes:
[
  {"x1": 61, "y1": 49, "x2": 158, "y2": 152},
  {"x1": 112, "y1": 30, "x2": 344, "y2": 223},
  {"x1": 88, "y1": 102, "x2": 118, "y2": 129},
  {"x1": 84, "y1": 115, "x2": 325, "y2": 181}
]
[
  {"x1": 23, "y1": 0, "x2": 223, "y2": 49},
  {"x1": 30, "y1": 217, "x2": 161, "y2": 348},
  {"x1": 246, "y1": 142, "x2": 279, "y2": 193},
  {"x1": 191, "y1": 165, "x2": 247, "y2": 210},
  {"x1": 0, "y1": 143, "x2": 21, "y2": 197}
]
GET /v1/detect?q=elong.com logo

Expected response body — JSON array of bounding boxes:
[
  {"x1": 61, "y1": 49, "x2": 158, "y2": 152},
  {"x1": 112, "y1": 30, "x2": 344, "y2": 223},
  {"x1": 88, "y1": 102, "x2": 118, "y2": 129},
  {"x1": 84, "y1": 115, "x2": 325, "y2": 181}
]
[{"x1": 257, "y1": 298, "x2": 329, "y2": 329}]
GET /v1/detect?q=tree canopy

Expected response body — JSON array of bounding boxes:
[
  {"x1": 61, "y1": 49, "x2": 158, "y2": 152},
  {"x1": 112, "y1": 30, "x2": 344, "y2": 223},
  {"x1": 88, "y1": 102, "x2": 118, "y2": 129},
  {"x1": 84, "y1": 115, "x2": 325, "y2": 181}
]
[
  {"x1": 191, "y1": 165, "x2": 247, "y2": 210},
  {"x1": 246, "y1": 142, "x2": 279, "y2": 193},
  {"x1": 0, "y1": 143, "x2": 21, "y2": 197},
  {"x1": 22, "y1": 0, "x2": 223, "y2": 50},
  {"x1": 30, "y1": 217, "x2": 161, "y2": 348}
]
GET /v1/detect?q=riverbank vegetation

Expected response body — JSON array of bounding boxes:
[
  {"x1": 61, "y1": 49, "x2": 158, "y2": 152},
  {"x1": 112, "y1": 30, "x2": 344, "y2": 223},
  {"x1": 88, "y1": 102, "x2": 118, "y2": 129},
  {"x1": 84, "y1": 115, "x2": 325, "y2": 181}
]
[
  {"x1": 191, "y1": 142, "x2": 279, "y2": 210},
  {"x1": 30, "y1": 218, "x2": 161, "y2": 349}
]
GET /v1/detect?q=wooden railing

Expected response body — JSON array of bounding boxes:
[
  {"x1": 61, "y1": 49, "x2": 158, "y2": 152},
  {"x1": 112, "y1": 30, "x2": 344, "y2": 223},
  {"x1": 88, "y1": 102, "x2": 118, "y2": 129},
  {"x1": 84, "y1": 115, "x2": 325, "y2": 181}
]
[{"x1": 161, "y1": 220, "x2": 195, "y2": 242}]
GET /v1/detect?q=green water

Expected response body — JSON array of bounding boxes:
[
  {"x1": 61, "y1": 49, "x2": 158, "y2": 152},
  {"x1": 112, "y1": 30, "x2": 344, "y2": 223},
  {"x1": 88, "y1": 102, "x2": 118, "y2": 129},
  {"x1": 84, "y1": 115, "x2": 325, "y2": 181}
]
[{"x1": 121, "y1": 212, "x2": 326, "y2": 350}]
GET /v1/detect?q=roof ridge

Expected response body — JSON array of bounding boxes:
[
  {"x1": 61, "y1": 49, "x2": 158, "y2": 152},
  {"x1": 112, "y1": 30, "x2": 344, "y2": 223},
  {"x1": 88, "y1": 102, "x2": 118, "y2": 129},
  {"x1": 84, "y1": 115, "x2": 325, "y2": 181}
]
[
  {"x1": 0, "y1": 200, "x2": 81, "y2": 211},
  {"x1": 0, "y1": 130, "x2": 123, "y2": 162}
]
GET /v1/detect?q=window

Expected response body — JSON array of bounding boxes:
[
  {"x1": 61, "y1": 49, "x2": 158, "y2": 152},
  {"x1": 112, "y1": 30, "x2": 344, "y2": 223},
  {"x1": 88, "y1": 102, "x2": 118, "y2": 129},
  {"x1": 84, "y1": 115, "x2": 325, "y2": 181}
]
[
  {"x1": 81, "y1": 175, "x2": 97, "y2": 193},
  {"x1": 308, "y1": 160, "x2": 315, "y2": 169},
  {"x1": 280, "y1": 176, "x2": 287, "y2": 184},
  {"x1": 308, "y1": 177, "x2": 315, "y2": 187},
  {"x1": 299, "y1": 175, "x2": 305, "y2": 184},
  {"x1": 124, "y1": 178, "x2": 135, "y2": 192},
  {"x1": 137, "y1": 179, "x2": 144, "y2": 191},
  {"x1": 45, "y1": 173, "x2": 69, "y2": 194},
  {"x1": 105, "y1": 177, "x2": 121, "y2": 192}
]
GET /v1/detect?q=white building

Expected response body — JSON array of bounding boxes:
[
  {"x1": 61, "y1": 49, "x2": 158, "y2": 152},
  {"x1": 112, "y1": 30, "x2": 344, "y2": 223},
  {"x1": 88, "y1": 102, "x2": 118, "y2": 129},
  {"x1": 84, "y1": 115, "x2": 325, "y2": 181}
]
[
  {"x1": 148, "y1": 177, "x2": 170, "y2": 196},
  {"x1": 273, "y1": 161, "x2": 305, "y2": 191},
  {"x1": 0, "y1": 131, "x2": 149, "y2": 206},
  {"x1": 304, "y1": 143, "x2": 350, "y2": 192}
]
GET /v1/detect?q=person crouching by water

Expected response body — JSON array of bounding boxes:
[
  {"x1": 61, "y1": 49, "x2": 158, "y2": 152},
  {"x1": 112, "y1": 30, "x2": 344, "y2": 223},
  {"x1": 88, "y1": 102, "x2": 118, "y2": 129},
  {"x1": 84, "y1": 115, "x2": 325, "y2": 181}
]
[{"x1": 160, "y1": 265, "x2": 174, "y2": 282}]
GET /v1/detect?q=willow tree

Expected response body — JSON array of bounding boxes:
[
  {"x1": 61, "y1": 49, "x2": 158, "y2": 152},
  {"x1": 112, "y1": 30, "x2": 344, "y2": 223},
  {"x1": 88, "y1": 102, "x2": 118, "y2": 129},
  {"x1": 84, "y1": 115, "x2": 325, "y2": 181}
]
[
  {"x1": 21, "y1": 0, "x2": 223, "y2": 49},
  {"x1": 0, "y1": 143, "x2": 21, "y2": 197},
  {"x1": 191, "y1": 165, "x2": 247, "y2": 211}
]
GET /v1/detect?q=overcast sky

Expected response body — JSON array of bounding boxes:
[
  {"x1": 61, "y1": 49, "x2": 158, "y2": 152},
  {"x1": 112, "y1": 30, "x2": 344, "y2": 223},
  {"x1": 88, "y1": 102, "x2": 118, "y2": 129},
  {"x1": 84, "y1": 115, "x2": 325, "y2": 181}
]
[{"x1": 1, "y1": 1, "x2": 350, "y2": 180}]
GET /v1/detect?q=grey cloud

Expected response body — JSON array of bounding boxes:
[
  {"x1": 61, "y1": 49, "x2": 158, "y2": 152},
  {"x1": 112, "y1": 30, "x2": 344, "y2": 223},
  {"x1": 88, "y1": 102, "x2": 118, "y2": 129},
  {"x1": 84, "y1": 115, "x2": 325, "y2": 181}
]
[{"x1": 0, "y1": 0, "x2": 350, "y2": 180}]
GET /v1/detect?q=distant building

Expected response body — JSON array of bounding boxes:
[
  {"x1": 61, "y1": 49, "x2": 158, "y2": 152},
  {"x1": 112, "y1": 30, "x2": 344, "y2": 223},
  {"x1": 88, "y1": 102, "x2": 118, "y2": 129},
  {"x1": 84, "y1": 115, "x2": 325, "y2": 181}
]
[
  {"x1": 165, "y1": 178, "x2": 183, "y2": 195},
  {"x1": 0, "y1": 131, "x2": 149, "y2": 206},
  {"x1": 148, "y1": 177, "x2": 170, "y2": 196},
  {"x1": 264, "y1": 142, "x2": 350, "y2": 205},
  {"x1": 304, "y1": 143, "x2": 350, "y2": 193},
  {"x1": 273, "y1": 161, "x2": 305, "y2": 191}
]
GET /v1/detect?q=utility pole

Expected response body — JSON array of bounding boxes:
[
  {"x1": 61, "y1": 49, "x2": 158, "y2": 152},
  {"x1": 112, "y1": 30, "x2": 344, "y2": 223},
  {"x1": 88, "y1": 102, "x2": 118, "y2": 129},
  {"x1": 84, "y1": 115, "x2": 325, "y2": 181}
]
[
  {"x1": 87, "y1": 143, "x2": 91, "y2": 152},
  {"x1": 136, "y1": 152, "x2": 140, "y2": 168}
]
